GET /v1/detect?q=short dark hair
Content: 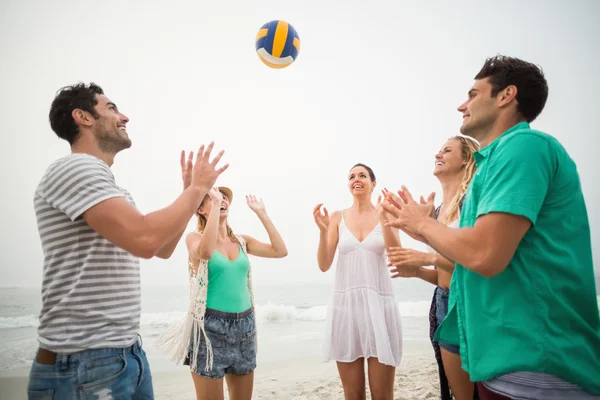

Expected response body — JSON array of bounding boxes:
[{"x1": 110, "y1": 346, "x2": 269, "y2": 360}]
[
  {"x1": 474, "y1": 55, "x2": 548, "y2": 122},
  {"x1": 350, "y1": 163, "x2": 376, "y2": 182},
  {"x1": 49, "y1": 83, "x2": 104, "y2": 145}
]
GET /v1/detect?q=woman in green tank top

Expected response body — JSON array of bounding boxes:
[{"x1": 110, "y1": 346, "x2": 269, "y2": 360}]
[{"x1": 184, "y1": 186, "x2": 288, "y2": 400}]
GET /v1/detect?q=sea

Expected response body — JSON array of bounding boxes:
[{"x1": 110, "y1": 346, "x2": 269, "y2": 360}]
[
  {"x1": 0, "y1": 280, "x2": 434, "y2": 377},
  {"x1": 1, "y1": 277, "x2": 599, "y2": 378}
]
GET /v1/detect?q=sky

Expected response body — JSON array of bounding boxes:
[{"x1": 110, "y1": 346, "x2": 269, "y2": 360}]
[{"x1": 1, "y1": 0, "x2": 599, "y2": 288}]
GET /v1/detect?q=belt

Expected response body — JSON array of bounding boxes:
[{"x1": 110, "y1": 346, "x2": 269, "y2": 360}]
[
  {"x1": 36, "y1": 348, "x2": 57, "y2": 365},
  {"x1": 35, "y1": 336, "x2": 144, "y2": 366},
  {"x1": 205, "y1": 307, "x2": 254, "y2": 319}
]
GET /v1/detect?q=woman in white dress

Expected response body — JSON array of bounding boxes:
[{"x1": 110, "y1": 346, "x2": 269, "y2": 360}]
[{"x1": 313, "y1": 163, "x2": 403, "y2": 400}]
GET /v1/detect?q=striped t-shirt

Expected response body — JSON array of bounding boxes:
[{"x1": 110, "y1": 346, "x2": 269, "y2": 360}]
[
  {"x1": 34, "y1": 153, "x2": 141, "y2": 353},
  {"x1": 484, "y1": 372, "x2": 599, "y2": 399}
]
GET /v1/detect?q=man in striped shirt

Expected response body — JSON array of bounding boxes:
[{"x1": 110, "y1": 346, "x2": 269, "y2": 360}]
[{"x1": 28, "y1": 83, "x2": 228, "y2": 399}]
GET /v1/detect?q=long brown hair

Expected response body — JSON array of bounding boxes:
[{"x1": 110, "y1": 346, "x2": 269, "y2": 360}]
[
  {"x1": 441, "y1": 136, "x2": 479, "y2": 225},
  {"x1": 196, "y1": 192, "x2": 240, "y2": 247}
]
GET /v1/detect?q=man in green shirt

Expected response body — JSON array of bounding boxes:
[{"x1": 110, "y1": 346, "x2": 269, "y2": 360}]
[{"x1": 384, "y1": 55, "x2": 600, "y2": 398}]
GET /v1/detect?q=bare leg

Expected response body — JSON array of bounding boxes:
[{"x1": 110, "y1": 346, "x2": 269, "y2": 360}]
[
  {"x1": 224, "y1": 372, "x2": 254, "y2": 400},
  {"x1": 440, "y1": 348, "x2": 474, "y2": 400},
  {"x1": 191, "y1": 371, "x2": 224, "y2": 400},
  {"x1": 366, "y1": 357, "x2": 395, "y2": 400},
  {"x1": 336, "y1": 358, "x2": 366, "y2": 400}
]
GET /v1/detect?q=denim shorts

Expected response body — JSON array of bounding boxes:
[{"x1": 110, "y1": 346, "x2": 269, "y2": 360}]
[
  {"x1": 27, "y1": 336, "x2": 153, "y2": 399},
  {"x1": 185, "y1": 307, "x2": 257, "y2": 379},
  {"x1": 435, "y1": 287, "x2": 460, "y2": 355}
]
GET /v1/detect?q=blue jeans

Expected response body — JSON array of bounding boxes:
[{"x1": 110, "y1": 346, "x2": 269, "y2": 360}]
[{"x1": 27, "y1": 337, "x2": 153, "y2": 399}]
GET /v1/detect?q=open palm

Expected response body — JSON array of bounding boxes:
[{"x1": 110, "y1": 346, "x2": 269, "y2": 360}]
[
  {"x1": 180, "y1": 150, "x2": 194, "y2": 190},
  {"x1": 376, "y1": 193, "x2": 390, "y2": 221},
  {"x1": 313, "y1": 203, "x2": 330, "y2": 232},
  {"x1": 246, "y1": 195, "x2": 266, "y2": 213},
  {"x1": 208, "y1": 187, "x2": 223, "y2": 204}
]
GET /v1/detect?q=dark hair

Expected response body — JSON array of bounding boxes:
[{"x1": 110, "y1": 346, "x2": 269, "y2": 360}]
[
  {"x1": 49, "y1": 83, "x2": 105, "y2": 145},
  {"x1": 474, "y1": 55, "x2": 548, "y2": 123},
  {"x1": 350, "y1": 163, "x2": 376, "y2": 182}
]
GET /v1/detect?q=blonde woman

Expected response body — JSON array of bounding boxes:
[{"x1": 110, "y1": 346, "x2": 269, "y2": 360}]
[
  {"x1": 386, "y1": 136, "x2": 479, "y2": 400},
  {"x1": 161, "y1": 186, "x2": 287, "y2": 400}
]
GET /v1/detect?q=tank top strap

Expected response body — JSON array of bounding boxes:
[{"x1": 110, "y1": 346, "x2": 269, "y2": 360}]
[{"x1": 340, "y1": 210, "x2": 347, "y2": 229}]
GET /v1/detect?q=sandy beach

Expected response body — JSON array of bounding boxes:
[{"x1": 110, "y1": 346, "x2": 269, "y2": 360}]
[{"x1": 0, "y1": 340, "x2": 438, "y2": 399}]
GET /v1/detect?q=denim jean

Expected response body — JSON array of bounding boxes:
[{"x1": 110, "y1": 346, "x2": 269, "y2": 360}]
[
  {"x1": 27, "y1": 337, "x2": 153, "y2": 399},
  {"x1": 435, "y1": 287, "x2": 461, "y2": 355},
  {"x1": 185, "y1": 307, "x2": 256, "y2": 379}
]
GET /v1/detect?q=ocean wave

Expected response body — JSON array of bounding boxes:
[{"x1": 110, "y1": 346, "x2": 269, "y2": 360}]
[
  {"x1": 248, "y1": 300, "x2": 434, "y2": 322},
  {"x1": 0, "y1": 301, "x2": 429, "y2": 329},
  {"x1": 140, "y1": 311, "x2": 187, "y2": 327},
  {"x1": 0, "y1": 315, "x2": 39, "y2": 329},
  {"x1": 255, "y1": 303, "x2": 327, "y2": 322},
  {"x1": 3, "y1": 296, "x2": 599, "y2": 329}
]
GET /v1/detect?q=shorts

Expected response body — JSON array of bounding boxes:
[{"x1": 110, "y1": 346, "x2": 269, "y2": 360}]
[
  {"x1": 185, "y1": 307, "x2": 256, "y2": 379},
  {"x1": 435, "y1": 287, "x2": 460, "y2": 355}
]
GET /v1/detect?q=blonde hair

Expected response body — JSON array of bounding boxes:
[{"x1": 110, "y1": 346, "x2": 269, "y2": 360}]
[
  {"x1": 196, "y1": 192, "x2": 240, "y2": 247},
  {"x1": 441, "y1": 136, "x2": 480, "y2": 225}
]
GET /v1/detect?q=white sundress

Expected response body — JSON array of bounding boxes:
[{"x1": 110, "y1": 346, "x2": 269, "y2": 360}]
[{"x1": 322, "y1": 214, "x2": 403, "y2": 367}]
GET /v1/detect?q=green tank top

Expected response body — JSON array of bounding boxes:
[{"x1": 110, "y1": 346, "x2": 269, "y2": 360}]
[{"x1": 206, "y1": 245, "x2": 251, "y2": 313}]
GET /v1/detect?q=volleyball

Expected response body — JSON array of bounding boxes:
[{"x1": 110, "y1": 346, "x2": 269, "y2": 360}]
[{"x1": 255, "y1": 20, "x2": 300, "y2": 69}]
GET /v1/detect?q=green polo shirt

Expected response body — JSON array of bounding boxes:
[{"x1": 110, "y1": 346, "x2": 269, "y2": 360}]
[{"x1": 435, "y1": 122, "x2": 600, "y2": 394}]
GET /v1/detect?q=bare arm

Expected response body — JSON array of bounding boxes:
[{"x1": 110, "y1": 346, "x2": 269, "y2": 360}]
[
  {"x1": 386, "y1": 247, "x2": 441, "y2": 285},
  {"x1": 381, "y1": 225, "x2": 401, "y2": 249},
  {"x1": 84, "y1": 187, "x2": 206, "y2": 259},
  {"x1": 318, "y1": 219, "x2": 340, "y2": 272},
  {"x1": 383, "y1": 187, "x2": 532, "y2": 278},
  {"x1": 385, "y1": 136, "x2": 550, "y2": 278},
  {"x1": 420, "y1": 213, "x2": 531, "y2": 278},
  {"x1": 185, "y1": 233, "x2": 202, "y2": 275},
  {"x1": 377, "y1": 193, "x2": 402, "y2": 249},
  {"x1": 380, "y1": 211, "x2": 402, "y2": 249},
  {"x1": 387, "y1": 259, "x2": 439, "y2": 285},
  {"x1": 83, "y1": 143, "x2": 228, "y2": 260},
  {"x1": 241, "y1": 215, "x2": 287, "y2": 259},
  {"x1": 430, "y1": 253, "x2": 456, "y2": 273},
  {"x1": 419, "y1": 134, "x2": 550, "y2": 277},
  {"x1": 241, "y1": 195, "x2": 288, "y2": 258},
  {"x1": 155, "y1": 225, "x2": 187, "y2": 259},
  {"x1": 314, "y1": 206, "x2": 341, "y2": 273},
  {"x1": 415, "y1": 267, "x2": 438, "y2": 285},
  {"x1": 187, "y1": 190, "x2": 222, "y2": 260},
  {"x1": 155, "y1": 150, "x2": 202, "y2": 259}
]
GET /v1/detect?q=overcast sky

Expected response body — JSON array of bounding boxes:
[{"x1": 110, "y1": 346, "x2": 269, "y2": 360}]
[{"x1": 1, "y1": 0, "x2": 598, "y2": 288}]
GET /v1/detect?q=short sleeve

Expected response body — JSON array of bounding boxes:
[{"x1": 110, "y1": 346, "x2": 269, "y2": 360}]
[
  {"x1": 477, "y1": 134, "x2": 556, "y2": 224},
  {"x1": 38, "y1": 155, "x2": 125, "y2": 221}
]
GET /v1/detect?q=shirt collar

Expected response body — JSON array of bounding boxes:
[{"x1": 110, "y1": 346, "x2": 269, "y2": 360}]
[{"x1": 473, "y1": 121, "x2": 530, "y2": 163}]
